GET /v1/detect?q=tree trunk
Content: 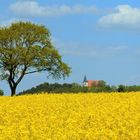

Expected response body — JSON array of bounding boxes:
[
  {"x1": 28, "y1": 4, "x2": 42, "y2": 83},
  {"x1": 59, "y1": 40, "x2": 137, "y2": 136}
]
[
  {"x1": 8, "y1": 81, "x2": 17, "y2": 96},
  {"x1": 8, "y1": 66, "x2": 27, "y2": 96},
  {"x1": 11, "y1": 86, "x2": 17, "y2": 96}
]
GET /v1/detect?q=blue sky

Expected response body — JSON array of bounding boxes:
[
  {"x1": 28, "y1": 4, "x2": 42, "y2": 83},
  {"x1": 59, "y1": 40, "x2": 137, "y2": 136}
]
[{"x1": 1, "y1": 0, "x2": 140, "y2": 95}]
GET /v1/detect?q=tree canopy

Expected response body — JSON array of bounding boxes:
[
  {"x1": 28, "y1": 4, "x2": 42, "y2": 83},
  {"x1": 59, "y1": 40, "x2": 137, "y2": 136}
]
[{"x1": 0, "y1": 22, "x2": 71, "y2": 96}]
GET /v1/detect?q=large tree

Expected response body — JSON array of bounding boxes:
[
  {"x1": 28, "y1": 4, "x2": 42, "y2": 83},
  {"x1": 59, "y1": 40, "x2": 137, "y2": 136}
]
[{"x1": 0, "y1": 22, "x2": 71, "y2": 96}]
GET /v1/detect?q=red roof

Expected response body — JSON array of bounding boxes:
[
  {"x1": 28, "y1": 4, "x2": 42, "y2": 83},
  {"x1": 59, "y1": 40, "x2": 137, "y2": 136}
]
[{"x1": 87, "y1": 80, "x2": 100, "y2": 87}]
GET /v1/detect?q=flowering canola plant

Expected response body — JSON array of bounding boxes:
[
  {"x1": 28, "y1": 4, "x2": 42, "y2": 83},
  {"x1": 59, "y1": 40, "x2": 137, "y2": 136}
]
[{"x1": 0, "y1": 92, "x2": 140, "y2": 140}]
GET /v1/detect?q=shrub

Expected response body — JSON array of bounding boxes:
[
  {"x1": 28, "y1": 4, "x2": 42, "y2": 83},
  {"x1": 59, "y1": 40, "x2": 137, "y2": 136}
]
[{"x1": 0, "y1": 89, "x2": 4, "y2": 96}]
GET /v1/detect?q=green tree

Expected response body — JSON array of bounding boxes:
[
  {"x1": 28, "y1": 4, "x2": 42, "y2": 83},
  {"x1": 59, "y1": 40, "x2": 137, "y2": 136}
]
[
  {"x1": 118, "y1": 85, "x2": 125, "y2": 92},
  {"x1": 0, "y1": 89, "x2": 4, "y2": 96},
  {"x1": 99, "y1": 80, "x2": 106, "y2": 87},
  {"x1": 0, "y1": 22, "x2": 71, "y2": 96}
]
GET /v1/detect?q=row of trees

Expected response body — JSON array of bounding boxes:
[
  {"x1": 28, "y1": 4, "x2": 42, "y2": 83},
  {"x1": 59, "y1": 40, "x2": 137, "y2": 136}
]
[
  {"x1": 18, "y1": 82, "x2": 140, "y2": 95},
  {"x1": 117, "y1": 85, "x2": 140, "y2": 92},
  {"x1": 19, "y1": 83, "x2": 85, "y2": 95}
]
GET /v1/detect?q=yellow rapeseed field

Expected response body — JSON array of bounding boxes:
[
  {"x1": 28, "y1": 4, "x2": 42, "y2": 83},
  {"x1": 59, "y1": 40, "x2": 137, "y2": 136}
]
[{"x1": 0, "y1": 92, "x2": 140, "y2": 140}]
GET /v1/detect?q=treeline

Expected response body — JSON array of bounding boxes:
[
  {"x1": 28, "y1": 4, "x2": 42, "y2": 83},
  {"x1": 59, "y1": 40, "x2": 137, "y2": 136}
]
[
  {"x1": 18, "y1": 82, "x2": 140, "y2": 95},
  {"x1": 19, "y1": 83, "x2": 85, "y2": 95},
  {"x1": 117, "y1": 85, "x2": 140, "y2": 92}
]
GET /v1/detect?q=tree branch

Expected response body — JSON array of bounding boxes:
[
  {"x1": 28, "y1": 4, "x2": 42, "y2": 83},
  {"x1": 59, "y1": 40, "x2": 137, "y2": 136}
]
[
  {"x1": 8, "y1": 67, "x2": 16, "y2": 85},
  {"x1": 8, "y1": 79, "x2": 13, "y2": 89},
  {"x1": 25, "y1": 68, "x2": 48, "y2": 75},
  {"x1": 15, "y1": 65, "x2": 27, "y2": 85}
]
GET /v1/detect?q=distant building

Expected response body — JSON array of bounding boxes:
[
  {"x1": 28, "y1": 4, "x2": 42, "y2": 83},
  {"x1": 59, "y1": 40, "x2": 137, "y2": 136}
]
[
  {"x1": 83, "y1": 75, "x2": 88, "y2": 87},
  {"x1": 83, "y1": 75, "x2": 102, "y2": 88}
]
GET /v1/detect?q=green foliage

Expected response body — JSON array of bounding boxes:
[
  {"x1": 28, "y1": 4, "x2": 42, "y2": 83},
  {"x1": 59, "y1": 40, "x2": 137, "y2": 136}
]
[
  {"x1": 117, "y1": 85, "x2": 140, "y2": 92},
  {"x1": 18, "y1": 82, "x2": 116, "y2": 95},
  {"x1": 0, "y1": 89, "x2": 4, "y2": 96},
  {"x1": 0, "y1": 22, "x2": 71, "y2": 96},
  {"x1": 18, "y1": 82, "x2": 140, "y2": 95},
  {"x1": 98, "y1": 80, "x2": 106, "y2": 87},
  {"x1": 19, "y1": 83, "x2": 81, "y2": 95},
  {"x1": 18, "y1": 81, "x2": 140, "y2": 95},
  {"x1": 118, "y1": 85, "x2": 126, "y2": 92}
]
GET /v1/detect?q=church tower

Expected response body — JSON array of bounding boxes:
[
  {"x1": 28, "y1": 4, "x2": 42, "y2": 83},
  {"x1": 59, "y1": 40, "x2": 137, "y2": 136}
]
[{"x1": 83, "y1": 75, "x2": 88, "y2": 87}]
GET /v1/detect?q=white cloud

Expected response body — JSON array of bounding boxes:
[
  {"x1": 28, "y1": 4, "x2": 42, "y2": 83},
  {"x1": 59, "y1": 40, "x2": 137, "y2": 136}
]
[
  {"x1": 9, "y1": 1, "x2": 97, "y2": 17},
  {"x1": 98, "y1": 5, "x2": 140, "y2": 29}
]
